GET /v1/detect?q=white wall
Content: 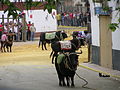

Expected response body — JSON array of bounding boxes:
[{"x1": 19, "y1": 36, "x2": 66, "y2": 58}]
[
  {"x1": 111, "y1": 2, "x2": 120, "y2": 50},
  {"x1": 89, "y1": 0, "x2": 120, "y2": 50},
  {"x1": 89, "y1": 0, "x2": 100, "y2": 47},
  {"x1": 24, "y1": 9, "x2": 57, "y2": 32},
  {"x1": 0, "y1": 11, "x2": 15, "y2": 23},
  {"x1": 112, "y1": 29, "x2": 120, "y2": 50}
]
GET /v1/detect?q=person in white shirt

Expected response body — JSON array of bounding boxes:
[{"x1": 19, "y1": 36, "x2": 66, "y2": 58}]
[
  {"x1": 30, "y1": 23, "x2": 36, "y2": 41},
  {"x1": 14, "y1": 24, "x2": 18, "y2": 41}
]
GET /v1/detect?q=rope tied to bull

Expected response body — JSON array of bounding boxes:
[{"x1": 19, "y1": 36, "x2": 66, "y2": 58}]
[
  {"x1": 65, "y1": 54, "x2": 77, "y2": 71},
  {"x1": 64, "y1": 56, "x2": 77, "y2": 71},
  {"x1": 65, "y1": 52, "x2": 96, "y2": 90}
]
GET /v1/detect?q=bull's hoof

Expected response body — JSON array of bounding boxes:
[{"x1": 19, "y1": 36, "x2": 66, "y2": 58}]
[
  {"x1": 63, "y1": 83, "x2": 66, "y2": 86},
  {"x1": 71, "y1": 84, "x2": 75, "y2": 88},
  {"x1": 67, "y1": 84, "x2": 70, "y2": 87}
]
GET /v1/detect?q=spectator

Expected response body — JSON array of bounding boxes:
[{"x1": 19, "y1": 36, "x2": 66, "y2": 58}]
[
  {"x1": 30, "y1": 23, "x2": 36, "y2": 41},
  {"x1": 61, "y1": 13, "x2": 65, "y2": 26},
  {"x1": 14, "y1": 24, "x2": 18, "y2": 41},
  {"x1": 69, "y1": 12, "x2": 73, "y2": 26},
  {"x1": 83, "y1": 13, "x2": 88, "y2": 27},
  {"x1": 76, "y1": 12, "x2": 80, "y2": 26},
  {"x1": 27, "y1": 21, "x2": 32, "y2": 41},
  {"x1": 56, "y1": 13, "x2": 61, "y2": 26},
  {"x1": 79, "y1": 12, "x2": 84, "y2": 27},
  {"x1": 1, "y1": 32, "x2": 7, "y2": 41},
  {"x1": 0, "y1": 22, "x2": 3, "y2": 40},
  {"x1": 4, "y1": 24, "x2": 9, "y2": 34}
]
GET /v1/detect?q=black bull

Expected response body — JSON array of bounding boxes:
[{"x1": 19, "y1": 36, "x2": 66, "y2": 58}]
[
  {"x1": 1, "y1": 33, "x2": 14, "y2": 52},
  {"x1": 50, "y1": 37, "x2": 80, "y2": 64},
  {"x1": 55, "y1": 52, "x2": 82, "y2": 87},
  {"x1": 38, "y1": 31, "x2": 67, "y2": 50}
]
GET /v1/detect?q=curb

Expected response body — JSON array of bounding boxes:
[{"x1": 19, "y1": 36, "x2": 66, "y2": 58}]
[{"x1": 79, "y1": 64, "x2": 120, "y2": 79}]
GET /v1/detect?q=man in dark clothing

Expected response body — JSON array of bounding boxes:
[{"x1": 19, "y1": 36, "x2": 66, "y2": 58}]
[
  {"x1": 27, "y1": 21, "x2": 32, "y2": 41},
  {"x1": 0, "y1": 22, "x2": 3, "y2": 40}
]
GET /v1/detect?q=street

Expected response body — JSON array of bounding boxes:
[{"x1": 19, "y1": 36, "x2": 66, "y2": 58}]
[
  {"x1": 0, "y1": 41, "x2": 120, "y2": 90},
  {"x1": 0, "y1": 65, "x2": 120, "y2": 90},
  {"x1": 0, "y1": 0, "x2": 120, "y2": 90}
]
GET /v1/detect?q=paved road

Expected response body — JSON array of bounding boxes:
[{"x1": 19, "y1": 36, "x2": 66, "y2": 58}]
[
  {"x1": 0, "y1": 65, "x2": 120, "y2": 90},
  {"x1": 0, "y1": 41, "x2": 120, "y2": 90}
]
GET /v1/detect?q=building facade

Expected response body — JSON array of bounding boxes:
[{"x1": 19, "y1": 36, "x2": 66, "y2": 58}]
[
  {"x1": 58, "y1": 0, "x2": 88, "y2": 13},
  {"x1": 89, "y1": 0, "x2": 120, "y2": 70}
]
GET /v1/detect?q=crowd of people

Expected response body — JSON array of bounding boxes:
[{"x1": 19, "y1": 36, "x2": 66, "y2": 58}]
[
  {"x1": 0, "y1": 21, "x2": 36, "y2": 42},
  {"x1": 56, "y1": 11, "x2": 91, "y2": 27}
]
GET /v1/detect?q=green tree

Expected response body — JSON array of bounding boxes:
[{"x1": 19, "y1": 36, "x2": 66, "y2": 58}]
[{"x1": 0, "y1": 0, "x2": 59, "y2": 18}]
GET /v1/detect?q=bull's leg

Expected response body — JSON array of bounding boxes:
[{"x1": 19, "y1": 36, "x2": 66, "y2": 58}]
[
  {"x1": 42, "y1": 42, "x2": 44, "y2": 50},
  {"x1": 66, "y1": 76, "x2": 70, "y2": 87},
  {"x1": 1, "y1": 42, "x2": 3, "y2": 52},
  {"x1": 0, "y1": 46, "x2": 2, "y2": 52},
  {"x1": 10, "y1": 46, "x2": 12, "y2": 52},
  {"x1": 38, "y1": 40, "x2": 41, "y2": 48},
  {"x1": 71, "y1": 76, "x2": 75, "y2": 87},
  {"x1": 3, "y1": 44, "x2": 6, "y2": 52},
  {"x1": 50, "y1": 51, "x2": 53, "y2": 58},
  {"x1": 62, "y1": 77, "x2": 66, "y2": 86},
  {"x1": 59, "y1": 77, "x2": 62, "y2": 86},
  {"x1": 6, "y1": 46, "x2": 9, "y2": 52},
  {"x1": 56, "y1": 71, "x2": 62, "y2": 86},
  {"x1": 44, "y1": 42, "x2": 47, "y2": 50},
  {"x1": 52, "y1": 52, "x2": 57, "y2": 64}
]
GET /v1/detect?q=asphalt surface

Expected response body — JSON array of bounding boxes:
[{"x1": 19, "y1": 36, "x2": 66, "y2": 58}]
[
  {"x1": 0, "y1": 40, "x2": 120, "y2": 90},
  {"x1": 0, "y1": 65, "x2": 120, "y2": 90}
]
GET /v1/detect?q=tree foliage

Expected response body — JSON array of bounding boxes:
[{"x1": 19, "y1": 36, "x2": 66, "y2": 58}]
[{"x1": 0, "y1": 0, "x2": 59, "y2": 19}]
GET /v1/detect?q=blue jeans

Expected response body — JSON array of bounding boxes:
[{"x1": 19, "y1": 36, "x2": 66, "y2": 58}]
[{"x1": 31, "y1": 32, "x2": 35, "y2": 41}]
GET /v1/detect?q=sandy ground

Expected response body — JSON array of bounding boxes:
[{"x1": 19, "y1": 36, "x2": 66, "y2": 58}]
[{"x1": 0, "y1": 40, "x2": 88, "y2": 66}]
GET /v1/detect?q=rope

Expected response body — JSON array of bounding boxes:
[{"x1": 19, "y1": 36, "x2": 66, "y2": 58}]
[
  {"x1": 75, "y1": 72, "x2": 96, "y2": 90},
  {"x1": 66, "y1": 54, "x2": 96, "y2": 90}
]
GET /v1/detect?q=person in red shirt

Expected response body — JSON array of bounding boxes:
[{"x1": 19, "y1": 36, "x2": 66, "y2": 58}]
[
  {"x1": 0, "y1": 22, "x2": 3, "y2": 40},
  {"x1": 27, "y1": 21, "x2": 32, "y2": 41},
  {"x1": 69, "y1": 13, "x2": 73, "y2": 26}
]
